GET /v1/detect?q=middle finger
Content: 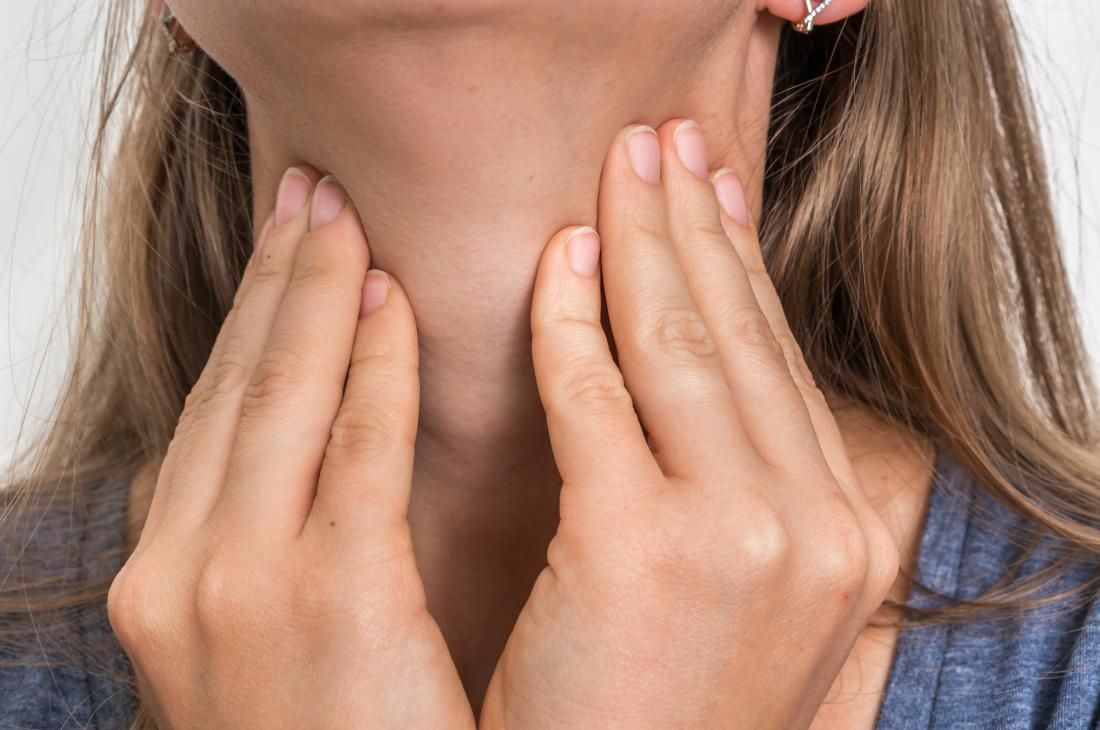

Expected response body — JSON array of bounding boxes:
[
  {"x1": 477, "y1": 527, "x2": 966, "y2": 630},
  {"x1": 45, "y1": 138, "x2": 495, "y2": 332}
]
[
  {"x1": 598, "y1": 124, "x2": 753, "y2": 482},
  {"x1": 656, "y1": 118, "x2": 826, "y2": 473}
]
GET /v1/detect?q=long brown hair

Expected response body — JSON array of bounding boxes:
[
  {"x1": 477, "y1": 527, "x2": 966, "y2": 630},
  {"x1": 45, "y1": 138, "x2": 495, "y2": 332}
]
[{"x1": 3, "y1": 0, "x2": 1098, "y2": 725}]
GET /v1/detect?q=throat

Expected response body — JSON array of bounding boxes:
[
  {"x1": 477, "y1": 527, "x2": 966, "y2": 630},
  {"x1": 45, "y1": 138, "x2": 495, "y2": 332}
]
[{"x1": 407, "y1": 444, "x2": 562, "y2": 716}]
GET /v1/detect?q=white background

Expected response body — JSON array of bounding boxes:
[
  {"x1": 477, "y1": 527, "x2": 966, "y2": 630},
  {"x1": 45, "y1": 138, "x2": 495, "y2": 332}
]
[{"x1": 2, "y1": 2, "x2": 1098, "y2": 465}]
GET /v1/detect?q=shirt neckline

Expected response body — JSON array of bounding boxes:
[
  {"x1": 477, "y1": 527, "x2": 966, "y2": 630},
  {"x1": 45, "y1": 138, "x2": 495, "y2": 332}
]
[{"x1": 872, "y1": 443, "x2": 976, "y2": 728}]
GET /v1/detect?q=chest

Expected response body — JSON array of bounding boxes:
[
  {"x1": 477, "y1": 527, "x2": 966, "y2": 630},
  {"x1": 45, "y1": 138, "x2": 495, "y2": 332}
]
[{"x1": 808, "y1": 622, "x2": 901, "y2": 729}]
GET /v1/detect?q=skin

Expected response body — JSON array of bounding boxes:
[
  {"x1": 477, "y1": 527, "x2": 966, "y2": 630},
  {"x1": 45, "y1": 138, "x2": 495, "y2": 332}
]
[{"x1": 115, "y1": 0, "x2": 938, "y2": 726}]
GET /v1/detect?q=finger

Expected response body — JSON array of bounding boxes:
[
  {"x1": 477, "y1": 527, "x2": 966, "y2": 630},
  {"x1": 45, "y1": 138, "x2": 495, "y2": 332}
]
[
  {"x1": 709, "y1": 169, "x2": 895, "y2": 593},
  {"x1": 710, "y1": 167, "x2": 865, "y2": 502},
  {"x1": 657, "y1": 119, "x2": 824, "y2": 472},
  {"x1": 216, "y1": 176, "x2": 371, "y2": 536},
  {"x1": 528, "y1": 225, "x2": 661, "y2": 505},
  {"x1": 303, "y1": 270, "x2": 421, "y2": 545},
  {"x1": 598, "y1": 123, "x2": 752, "y2": 482},
  {"x1": 143, "y1": 166, "x2": 321, "y2": 541}
]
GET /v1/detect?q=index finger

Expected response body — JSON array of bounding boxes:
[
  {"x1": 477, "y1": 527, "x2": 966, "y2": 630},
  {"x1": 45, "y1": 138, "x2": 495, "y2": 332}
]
[{"x1": 530, "y1": 224, "x2": 662, "y2": 504}]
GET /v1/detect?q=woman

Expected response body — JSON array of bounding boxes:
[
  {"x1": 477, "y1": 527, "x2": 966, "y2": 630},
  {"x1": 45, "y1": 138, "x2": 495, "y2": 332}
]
[{"x1": 3, "y1": 0, "x2": 1099, "y2": 726}]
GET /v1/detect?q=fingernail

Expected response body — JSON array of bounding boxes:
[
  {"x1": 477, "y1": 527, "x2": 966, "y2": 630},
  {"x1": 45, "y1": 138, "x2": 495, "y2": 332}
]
[
  {"x1": 566, "y1": 227, "x2": 601, "y2": 278},
  {"x1": 711, "y1": 168, "x2": 751, "y2": 227},
  {"x1": 625, "y1": 126, "x2": 661, "y2": 185},
  {"x1": 275, "y1": 167, "x2": 311, "y2": 226},
  {"x1": 310, "y1": 176, "x2": 348, "y2": 232},
  {"x1": 252, "y1": 213, "x2": 275, "y2": 264},
  {"x1": 361, "y1": 270, "x2": 391, "y2": 316},
  {"x1": 673, "y1": 120, "x2": 710, "y2": 181}
]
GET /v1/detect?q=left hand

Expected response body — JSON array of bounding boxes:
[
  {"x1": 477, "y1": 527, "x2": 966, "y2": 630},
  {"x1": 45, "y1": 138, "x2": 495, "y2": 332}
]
[{"x1": 479, "y1": 119, "x2": 900, "y2": 729}]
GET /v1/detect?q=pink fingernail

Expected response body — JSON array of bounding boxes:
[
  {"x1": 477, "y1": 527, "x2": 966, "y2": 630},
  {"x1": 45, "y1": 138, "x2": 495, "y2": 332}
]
[
  {"x1": 361, "y1": 270, "x2": 391, "y2": 317},
  {"x1": 566, "y1": 227, "x2": 601, "y2": 278},
  {"x1": 310, "y1": 176, "x2": 348, "y2": 232},
  {"x1": 625, "y1": 126, "x2": 661, "y2": 185},
  {"x1": 711, "y1": 168, "x2": 751, "y2": 227},
  {"x1": 275, "y1": 167, "x2": 311, "y2": 226},
  {"x1": 673, "y1": 120, "x2": 710, "y2": 181}
]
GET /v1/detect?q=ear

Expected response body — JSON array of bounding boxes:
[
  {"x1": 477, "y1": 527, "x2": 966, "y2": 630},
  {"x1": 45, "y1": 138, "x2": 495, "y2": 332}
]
[
  {"x1": 159, "y1": 2, "x2": 198, "y2": 55},
  {"x1": 762, "y1": 0, "x2": 869, "y2": 29}
]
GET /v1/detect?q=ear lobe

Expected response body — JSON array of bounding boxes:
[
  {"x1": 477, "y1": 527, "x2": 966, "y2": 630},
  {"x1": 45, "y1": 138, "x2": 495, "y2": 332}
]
[{"x1": 764, "y1": 0, "x2": 869, "y2": 29}]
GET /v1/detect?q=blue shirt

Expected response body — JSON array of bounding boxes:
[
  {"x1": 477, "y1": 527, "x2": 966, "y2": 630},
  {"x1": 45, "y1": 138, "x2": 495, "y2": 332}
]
[{"x1": 3, "y1": 445, "x2": 1100, "y2": 728}]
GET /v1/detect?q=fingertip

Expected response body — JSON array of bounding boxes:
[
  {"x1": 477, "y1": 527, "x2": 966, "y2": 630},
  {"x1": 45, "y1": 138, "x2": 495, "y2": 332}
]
[
  {"x1": 310, "y1": 176, "x2": 349, "y2": 232},
  {"x1": 655, "y1": 117, "x2": 688, "y2": 139},
  {"x1": 299, "y1": 178, "x2": 372, "y2": 273},
  {"x1": 564, "y1": 226, "x2": 602, "y2": 279},
  {"x1": 623, "y1": 124, "x2": 661, "y2": 186},
  {"x1": 360, "y1": 270, "x2": 391, "y2": 317},
  {"x1": 275, "y1": 167, "x2": 314, "y2": 227},
  {"x1": 710, "y1": 168, "x2": 752, "y2": 228},
  {"x1": 352, "y1": 270, "x2": 420, "y2": 373},
  {"x1": 359, "y1": 271, "x2": 417, "y2": 339},
  {"x1": 618, "y1": 122, "x2": 659, "y2": 148},
  {"x1": 533, "y1": 225, "x2": 600, "y2": 323}
]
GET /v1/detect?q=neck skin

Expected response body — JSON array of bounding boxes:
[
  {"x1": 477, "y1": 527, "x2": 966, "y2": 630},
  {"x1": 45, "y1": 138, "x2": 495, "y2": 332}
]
[
  {"x1": 244, "y1": 4, "x2": 783, "y2": 550},
  {"x1": 230, "y1": 4, "x2": 933, "y2": 711}
]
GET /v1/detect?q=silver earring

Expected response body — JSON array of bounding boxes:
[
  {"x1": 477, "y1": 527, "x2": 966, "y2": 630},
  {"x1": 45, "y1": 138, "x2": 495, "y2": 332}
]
[
  {"x1": 161, "y1": 5, "x2": 196, "y2": 55},
  {"x1": 792, "y1": 0, "x2": 836, "y2": 33}
]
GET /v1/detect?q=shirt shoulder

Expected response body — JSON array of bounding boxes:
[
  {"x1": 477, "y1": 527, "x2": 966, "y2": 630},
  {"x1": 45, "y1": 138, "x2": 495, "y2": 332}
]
[
  {"x1": 1, "y1": 477, "x2": 137, "y2": 729},
  {"x1": 876, "y1": 446, "x2": 1100, "y2": 729}
]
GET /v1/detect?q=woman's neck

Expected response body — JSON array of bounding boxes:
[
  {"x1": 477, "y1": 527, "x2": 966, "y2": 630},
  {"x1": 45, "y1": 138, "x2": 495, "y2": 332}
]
[
  {"x1": 243, "y1": 10, "x2": 775, "y2": 487},
  {"x1": 237, "y1": 9, "x2": 931, "y2": 571}
]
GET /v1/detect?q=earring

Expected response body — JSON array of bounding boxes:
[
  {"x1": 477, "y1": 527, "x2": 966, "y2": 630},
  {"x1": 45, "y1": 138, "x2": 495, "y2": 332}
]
[
  {"x1": 161, "y1": 5, "x2": 197, "y2": 55},
  {"x1": 792, "y1": 0, "x2": 836, "y2": 33}
]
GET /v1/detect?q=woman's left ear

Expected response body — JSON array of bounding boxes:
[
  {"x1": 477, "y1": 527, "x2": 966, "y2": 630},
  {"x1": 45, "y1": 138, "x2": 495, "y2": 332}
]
[{"x1": 762, "y1": 0, "x2": 869, "y2": 29}]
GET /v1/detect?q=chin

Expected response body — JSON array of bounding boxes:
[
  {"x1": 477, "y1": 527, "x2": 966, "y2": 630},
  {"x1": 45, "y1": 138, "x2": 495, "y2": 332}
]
[
  {"x1": 205, "y1": 0, "x2": 549, "y2": 33},
  {"x1": 174, "y1": 0, "x2": 701, "y2": 43}
]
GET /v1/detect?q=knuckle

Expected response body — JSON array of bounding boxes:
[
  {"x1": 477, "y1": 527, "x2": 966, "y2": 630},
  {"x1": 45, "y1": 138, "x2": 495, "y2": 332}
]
[
  {"x1": 731, "y1": 505, "x2": 791, "y2": 573},
  {"x1": 180, "y1": 355, "x2": 252, "y2": 429},
  {"x1": 814, "y1": 512, "x2": 871, "y2": 591},
  {"x1": 556, "y1": 361, "x2": 633, "y2": 410},
  {"x1": 193, "y1": 557, "x2": 255, "y2": 635},
  {"x1": 107, "y1": 566, "x2": 168, "y2": 652},
  {"x1": 200, "y1": 355, "x2": 254, "y2": 410},
  {"x1": 719, "y1": 306, "x2": 784, "y2": 361},
  {"x1": 242, "y1": 347, "x2": 307, "y2": 408},
  {"x1": 327, "y1": 402, "x2": 414, "y2": 460},
  {"x1": 647, "y1": 307, "x2": 719, "y2": 361},
  {"x1": 532, "y1": 309, "x2": 602, "y2": 342}
]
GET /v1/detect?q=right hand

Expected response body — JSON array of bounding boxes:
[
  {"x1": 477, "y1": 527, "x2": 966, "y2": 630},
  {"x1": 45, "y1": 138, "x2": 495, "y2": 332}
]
[{"x1": 107, "y1": 167, "x2": 474, "y2": 729}]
